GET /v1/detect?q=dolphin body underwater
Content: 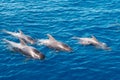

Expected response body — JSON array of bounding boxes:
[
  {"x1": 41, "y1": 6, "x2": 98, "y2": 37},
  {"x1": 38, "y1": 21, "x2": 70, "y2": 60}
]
[
  {"x1": 73, "y1": 35, "x2": 111, "y2": 50},
  {"x1": 4, "y1": 39, "x2": 45, "y2": 60},
  {"x1": 38, "y1": 34, "x2": 72, "y2": 52},
  {"x1": 3, "y1": 29, "x2": 35, "y2": 44}
]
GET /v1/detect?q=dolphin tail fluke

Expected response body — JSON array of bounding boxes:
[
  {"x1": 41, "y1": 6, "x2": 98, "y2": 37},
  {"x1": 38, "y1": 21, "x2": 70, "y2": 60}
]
[
  {"x1": 2, "y1": 29, "x2": 14, "y2": 35},
  {"x1": 3, "y1": 39, "x2": 8, "y2": 42},
  {"x1": 71, "y1": 36, "x2": 80, "y2": 40},
  {"x1": 3, "y1": 39, "x2": 11, "y2": 44},
  {"x1": 2, "y1": 29, "x2": 9, "y2": 33}
]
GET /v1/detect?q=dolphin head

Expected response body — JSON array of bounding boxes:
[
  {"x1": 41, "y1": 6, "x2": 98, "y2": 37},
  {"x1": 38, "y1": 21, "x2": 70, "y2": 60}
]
[
  {"x1": 26, "y1": 36, "x2": 35, "y2": 44},
  {"x1": 60, "y1": 43, "x2": 72, "y2": 52},
  {"x1": 100, "y1": 43, "x2": 107, "y2": 48},
  {"x1": 98, "y1": 42, "x2": 111, "y2": 50},
  {"x1": 32, "y1": 48, "x2": 45, "y2": 60}
]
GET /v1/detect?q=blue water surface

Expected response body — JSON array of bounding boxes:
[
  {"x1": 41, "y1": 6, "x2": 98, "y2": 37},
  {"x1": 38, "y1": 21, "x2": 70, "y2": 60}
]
[{"x1": 0, "y1": 0, "x2": 120, "y2": 80}]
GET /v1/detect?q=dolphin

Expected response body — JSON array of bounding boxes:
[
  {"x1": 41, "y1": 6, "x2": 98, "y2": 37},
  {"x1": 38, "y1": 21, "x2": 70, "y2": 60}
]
[
  {"x1": 3, "y1": 29, "x2": 35, "y2": 44},
  {"x1": 4, "y1": 39, "x2": 45, "y2": 60},
  {"x1": 38, "y1": 34, "x2": 72, "y2": 52},
  {"x1": 73, "y1": 35, "x2": 111, "y2": 50}
]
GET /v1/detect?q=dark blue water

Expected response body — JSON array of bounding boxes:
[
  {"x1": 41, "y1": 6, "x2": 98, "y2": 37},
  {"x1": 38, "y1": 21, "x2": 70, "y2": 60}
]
[{"x1": 0, "y1": 0, "x2": 120, "y2": 80}]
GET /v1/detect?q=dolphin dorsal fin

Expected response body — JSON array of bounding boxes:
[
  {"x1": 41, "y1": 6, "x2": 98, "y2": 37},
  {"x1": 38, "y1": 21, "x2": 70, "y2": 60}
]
[
  {"x1": 47, "y1": 34, "x2": 56, "y2": 41},
  {"x1": 18, "y1": 30, "x2": 24, "y2": 34},
  {"x1": 19, "y1": 38, "x2": 26, "y2": 45},
  {"x1": 91, "y1": 35, "x2": 98, "y2": 41}
]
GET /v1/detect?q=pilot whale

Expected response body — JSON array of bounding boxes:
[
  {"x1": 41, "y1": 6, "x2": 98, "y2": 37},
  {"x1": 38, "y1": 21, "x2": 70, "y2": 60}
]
[
  {"x1": 38, "y1": 34, "x2": 72, "y2": 52},
  {"x1": 3, "y1": 29, "x2": 35, "y2": 44},
  {"x1": 73, "y1": 35, "x2": 111, "y2": 50},
  {"x1": 4, "y1": 39, "x2": 45, "y2": 60}
]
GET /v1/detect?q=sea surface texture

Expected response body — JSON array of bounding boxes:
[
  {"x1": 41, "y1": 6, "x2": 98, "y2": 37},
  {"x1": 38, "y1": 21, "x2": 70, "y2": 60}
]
[{"x1": 0, "y1": 0, "x2": 120, "y2": 80}]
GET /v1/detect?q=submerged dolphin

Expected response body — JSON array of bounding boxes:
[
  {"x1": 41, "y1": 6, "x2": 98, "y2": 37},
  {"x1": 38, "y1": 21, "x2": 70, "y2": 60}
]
[
  {"x1": 38, "y1": 34, "x2": 72, "y2": 52},
  {"x1": 4, "y1": 39, "x2": 45, "y2": 60},
  {"x1": 3, "y1": 29, "x2": 35, "y2": 44},
  {"x1": 73, "y1": 35, "x2": 111, "y2": 50}
]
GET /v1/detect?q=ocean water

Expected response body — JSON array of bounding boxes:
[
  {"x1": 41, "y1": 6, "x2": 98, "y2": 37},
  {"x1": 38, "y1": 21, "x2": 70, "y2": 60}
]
[{"x1": 0, "y1": 0, "x2": 120, "y2": 80}]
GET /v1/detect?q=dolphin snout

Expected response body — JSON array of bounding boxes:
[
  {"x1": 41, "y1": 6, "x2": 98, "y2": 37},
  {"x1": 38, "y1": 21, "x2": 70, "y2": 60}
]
[
  {"x1": 64, "y1": 46, "x2": 72, "y2": 52},
  {"x1": 30, "y1": 41, "x2": 35, "y2": 44},
  {"x1": 39, "y1": 54, "x2": 45, "y2": 60},
  {"x1": 99, "y1": 46, "x2": 111, "y2": 51}
]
